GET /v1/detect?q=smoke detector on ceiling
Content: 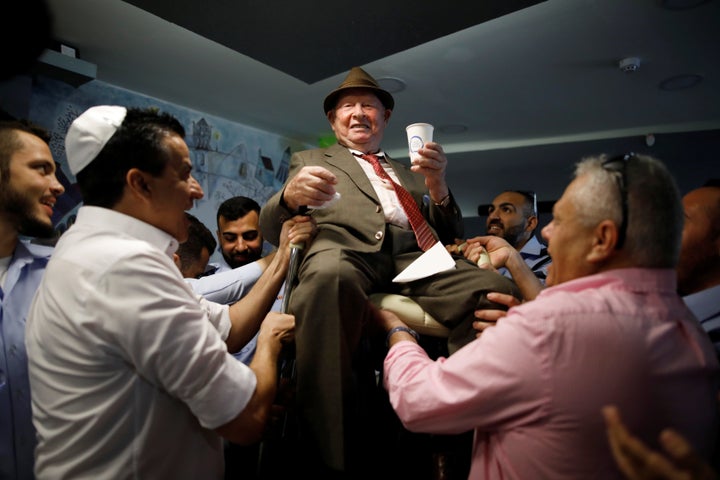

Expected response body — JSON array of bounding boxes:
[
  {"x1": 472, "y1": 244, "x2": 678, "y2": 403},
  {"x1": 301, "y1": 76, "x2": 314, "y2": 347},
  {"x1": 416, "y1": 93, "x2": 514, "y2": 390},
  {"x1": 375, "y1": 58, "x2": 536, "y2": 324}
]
[{"x1": 618, "y1": 57, "x2": 641, "y2": 73}]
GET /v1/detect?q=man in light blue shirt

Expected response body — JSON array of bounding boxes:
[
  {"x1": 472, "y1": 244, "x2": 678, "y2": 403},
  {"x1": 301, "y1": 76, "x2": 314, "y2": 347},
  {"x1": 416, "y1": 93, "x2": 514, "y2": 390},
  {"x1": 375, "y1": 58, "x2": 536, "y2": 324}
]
[
  {"x1": 0, "y1": 119, "x2": 65, "y2": 479},
  {"x1": 202, "y1": 196, "x2": 283, "y2": 365},
  {"x1": 677, "y1": 180, "x2": 720, "y2": 360}
]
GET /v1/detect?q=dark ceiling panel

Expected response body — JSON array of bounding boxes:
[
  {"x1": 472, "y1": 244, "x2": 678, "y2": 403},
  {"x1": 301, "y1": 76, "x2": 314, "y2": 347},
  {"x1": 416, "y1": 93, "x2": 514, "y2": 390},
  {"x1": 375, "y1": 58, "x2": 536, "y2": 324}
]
[{"x1": 124, "y1": 0, "x2": 544, "y2": 83}]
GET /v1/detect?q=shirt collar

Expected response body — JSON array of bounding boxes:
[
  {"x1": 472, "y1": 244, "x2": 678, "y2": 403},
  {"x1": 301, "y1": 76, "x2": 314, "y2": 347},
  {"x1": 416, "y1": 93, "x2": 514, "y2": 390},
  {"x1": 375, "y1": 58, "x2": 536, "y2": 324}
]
[{"x1": 76, "y1": 206, "x2": 179, "y2": 258}]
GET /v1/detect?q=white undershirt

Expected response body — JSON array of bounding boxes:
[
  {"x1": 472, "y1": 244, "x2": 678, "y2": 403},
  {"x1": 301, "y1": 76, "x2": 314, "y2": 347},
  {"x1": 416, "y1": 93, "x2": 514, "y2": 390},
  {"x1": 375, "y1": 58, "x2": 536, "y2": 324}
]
[{"x1": 349, "y1": 149, "x2": 410, "y2": 229}]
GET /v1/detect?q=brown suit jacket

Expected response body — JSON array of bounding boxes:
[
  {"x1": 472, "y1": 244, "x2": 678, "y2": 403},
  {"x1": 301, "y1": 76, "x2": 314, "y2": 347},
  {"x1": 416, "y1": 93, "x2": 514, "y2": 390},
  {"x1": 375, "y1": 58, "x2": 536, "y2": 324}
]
[{"x1": 260, "y1": 143, "x2": 465, "y2": 256}]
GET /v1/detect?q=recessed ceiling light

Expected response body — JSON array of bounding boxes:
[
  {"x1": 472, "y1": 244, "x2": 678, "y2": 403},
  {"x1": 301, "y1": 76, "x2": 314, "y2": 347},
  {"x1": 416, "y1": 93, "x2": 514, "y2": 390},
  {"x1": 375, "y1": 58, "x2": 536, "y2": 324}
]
[
  {"x1": 658, "y1": 74, "x2": 703, "y2": 91},
  {"x1": 376, "y1": 77, "x2": 406, "y2": 93},
  {"x1": 437, "y1": 124, "x2": 468, "y2": 134}
]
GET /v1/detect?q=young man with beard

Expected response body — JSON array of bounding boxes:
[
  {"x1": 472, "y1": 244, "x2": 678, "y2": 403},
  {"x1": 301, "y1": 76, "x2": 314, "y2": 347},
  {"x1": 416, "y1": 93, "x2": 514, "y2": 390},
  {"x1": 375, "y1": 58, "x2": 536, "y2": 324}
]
[
  {"x1": 214, "y1": 196, "x2": 269, "y2": 272},
  {"x1": 0, "y1": 119, "x2": 65, "y2": 479}
]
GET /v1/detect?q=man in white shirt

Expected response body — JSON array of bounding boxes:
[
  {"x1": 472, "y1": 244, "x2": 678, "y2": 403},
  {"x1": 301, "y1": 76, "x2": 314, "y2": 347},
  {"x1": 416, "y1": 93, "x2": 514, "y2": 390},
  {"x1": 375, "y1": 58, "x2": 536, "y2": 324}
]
[{"x1": 25, "y1": 106, "x2": 314, "y2": 479}]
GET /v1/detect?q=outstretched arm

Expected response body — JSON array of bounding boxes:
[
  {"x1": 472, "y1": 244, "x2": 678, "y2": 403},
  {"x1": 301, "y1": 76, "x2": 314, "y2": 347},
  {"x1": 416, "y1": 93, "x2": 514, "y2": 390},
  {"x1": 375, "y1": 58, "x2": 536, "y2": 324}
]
[
  {"x1": 224, "y1": 215, "x2": 315, "y2": 352},
  {"x1": 465, "y1": 235, "x2": 544, "y2": 301},
  {"x1": 215, "y1": 311, "x2": 295, "y2": 444}
]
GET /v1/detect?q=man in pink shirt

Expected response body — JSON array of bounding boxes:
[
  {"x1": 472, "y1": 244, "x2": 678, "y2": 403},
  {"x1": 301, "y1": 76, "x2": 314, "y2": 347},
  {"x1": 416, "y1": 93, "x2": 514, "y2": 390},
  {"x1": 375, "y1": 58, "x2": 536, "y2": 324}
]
[{"x1": 375, "y1": 153, "x2": 719, "y2": 479}]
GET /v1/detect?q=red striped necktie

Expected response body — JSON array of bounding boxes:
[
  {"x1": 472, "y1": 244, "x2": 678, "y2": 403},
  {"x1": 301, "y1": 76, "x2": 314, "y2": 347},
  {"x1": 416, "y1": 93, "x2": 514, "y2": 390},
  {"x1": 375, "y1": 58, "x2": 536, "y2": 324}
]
[{"x1": 358, "y1": 153, "x2": 437, "y2": 251}]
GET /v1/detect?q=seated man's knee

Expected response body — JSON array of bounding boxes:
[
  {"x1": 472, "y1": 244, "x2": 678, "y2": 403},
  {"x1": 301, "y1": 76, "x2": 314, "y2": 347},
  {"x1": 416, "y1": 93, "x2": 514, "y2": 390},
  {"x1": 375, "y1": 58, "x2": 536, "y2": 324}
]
[{"x1": 301, "y1": 250, "x2": 368, "y2": 288}]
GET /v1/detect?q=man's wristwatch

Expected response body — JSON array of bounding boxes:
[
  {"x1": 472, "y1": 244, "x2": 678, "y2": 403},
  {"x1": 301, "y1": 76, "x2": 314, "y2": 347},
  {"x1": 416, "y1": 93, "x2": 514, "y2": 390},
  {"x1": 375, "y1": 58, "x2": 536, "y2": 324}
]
[
  {"x1": 434, "y1": 194, "x2": 451, "y2": 208},
  {"x1": 386, "y1": 326, "x2": 420, "y2": 347}
]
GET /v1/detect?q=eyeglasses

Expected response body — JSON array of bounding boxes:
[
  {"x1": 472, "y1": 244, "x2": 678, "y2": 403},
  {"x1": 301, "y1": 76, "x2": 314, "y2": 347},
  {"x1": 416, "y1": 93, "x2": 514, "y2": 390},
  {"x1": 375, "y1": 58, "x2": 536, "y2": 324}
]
[
  {"x1": 512, "y1": 190, "x2": 538, "y2": 216},
  {"x1": 601, "y1": 153, "x2": 634, "y2": 249}
]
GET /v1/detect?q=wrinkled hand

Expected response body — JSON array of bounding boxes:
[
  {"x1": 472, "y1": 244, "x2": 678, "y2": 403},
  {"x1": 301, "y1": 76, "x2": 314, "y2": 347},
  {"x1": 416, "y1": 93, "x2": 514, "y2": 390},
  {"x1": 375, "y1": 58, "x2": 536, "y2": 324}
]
[
  {"x1": 472, "y1": 292, "x2": 520, "y2": 337},
  {"x1": 457, "y1": 241, "x2": 493, "y2": 269},
  {"x1": 411, "y1": 141, "x2": 449, "y2": 201},
  {"x1": 602, "y1": 405, "x2": 717, "y2": 480},
  {"x1": 446, "y1": 238, "x2": 466, "y2": 255},
  {"x1": 283, "y1": 166, "x2": 337, "y2": 211}
]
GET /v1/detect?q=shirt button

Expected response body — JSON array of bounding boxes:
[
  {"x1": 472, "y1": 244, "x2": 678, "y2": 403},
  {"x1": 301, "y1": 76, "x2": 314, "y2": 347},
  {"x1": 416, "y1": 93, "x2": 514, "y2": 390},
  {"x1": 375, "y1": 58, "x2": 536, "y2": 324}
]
[
  {"x1": 375, "y1": 205, "x2": 382, "y2": 213},
  {"x1": 375, "y1": 231, "x2": 384, "y2": 241}
]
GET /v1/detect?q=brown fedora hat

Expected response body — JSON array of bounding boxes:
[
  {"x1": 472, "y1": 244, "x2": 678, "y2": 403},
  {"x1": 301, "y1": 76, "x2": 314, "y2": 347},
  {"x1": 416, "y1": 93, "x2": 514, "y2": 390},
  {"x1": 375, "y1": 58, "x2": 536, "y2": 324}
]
[{"x1": 323, "y1": 66, "x2": 395, "y2": 114}]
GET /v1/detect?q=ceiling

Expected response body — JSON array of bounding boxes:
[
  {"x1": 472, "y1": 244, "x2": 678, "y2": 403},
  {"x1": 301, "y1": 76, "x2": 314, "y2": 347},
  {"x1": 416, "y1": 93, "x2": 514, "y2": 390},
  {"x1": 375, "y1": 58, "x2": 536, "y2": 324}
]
[{"x1": 31, "y1": 0, "x2": 720, "y2": 219}]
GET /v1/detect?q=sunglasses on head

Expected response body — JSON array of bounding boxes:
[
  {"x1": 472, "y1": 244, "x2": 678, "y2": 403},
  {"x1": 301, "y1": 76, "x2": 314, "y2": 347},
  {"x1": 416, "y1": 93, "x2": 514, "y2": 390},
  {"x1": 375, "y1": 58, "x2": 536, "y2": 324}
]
[{"x1": 601, "y1": 153, "x2": 635, "y2": 250}]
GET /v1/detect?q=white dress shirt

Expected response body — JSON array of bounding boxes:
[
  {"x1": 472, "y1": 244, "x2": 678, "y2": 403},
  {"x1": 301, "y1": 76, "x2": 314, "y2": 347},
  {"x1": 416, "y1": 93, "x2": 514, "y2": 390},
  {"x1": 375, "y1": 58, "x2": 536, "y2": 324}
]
[
  {"x1": 350, "y1": 148, "x2": 411, "y2": 230},
  {"x1": 26, "y1": 206, "x2": 257, "y2": 479}
]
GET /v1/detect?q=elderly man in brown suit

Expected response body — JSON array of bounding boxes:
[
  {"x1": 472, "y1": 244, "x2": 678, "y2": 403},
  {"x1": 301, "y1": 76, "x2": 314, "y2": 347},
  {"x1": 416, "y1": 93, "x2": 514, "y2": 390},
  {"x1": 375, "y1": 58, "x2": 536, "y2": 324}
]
[{"x1": 259, "y1": 66, "x2": 519, "y2": 477}]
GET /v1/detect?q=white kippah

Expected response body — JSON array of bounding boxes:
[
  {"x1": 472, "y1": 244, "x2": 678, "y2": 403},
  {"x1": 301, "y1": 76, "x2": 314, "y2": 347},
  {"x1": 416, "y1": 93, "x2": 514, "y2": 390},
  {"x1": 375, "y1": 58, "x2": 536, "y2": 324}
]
[{"x1": 65, "y1": 105, "x2": 127, "y2": 175}]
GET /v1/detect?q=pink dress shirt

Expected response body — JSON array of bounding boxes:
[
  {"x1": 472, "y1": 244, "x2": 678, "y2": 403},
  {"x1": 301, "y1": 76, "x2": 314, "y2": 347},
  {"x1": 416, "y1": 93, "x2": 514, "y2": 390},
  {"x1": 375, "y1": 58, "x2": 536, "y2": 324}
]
[{"x1": 383, "y1": 268, "x2": 719, "y2": 479}]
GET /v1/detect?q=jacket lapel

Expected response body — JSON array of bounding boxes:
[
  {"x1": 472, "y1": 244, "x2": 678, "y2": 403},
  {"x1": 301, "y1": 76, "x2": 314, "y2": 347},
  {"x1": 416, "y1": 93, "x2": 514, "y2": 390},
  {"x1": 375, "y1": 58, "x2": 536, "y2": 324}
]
[{"x1": 324, "y1": 144, "x2": 378, "y2": 200}]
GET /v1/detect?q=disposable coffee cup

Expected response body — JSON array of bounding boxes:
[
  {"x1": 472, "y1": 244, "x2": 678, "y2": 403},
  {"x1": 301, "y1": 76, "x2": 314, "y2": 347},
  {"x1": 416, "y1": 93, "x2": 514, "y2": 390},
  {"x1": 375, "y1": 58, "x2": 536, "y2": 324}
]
[{"x1": 406, "y1": 123, "x2": 434, "y2": 163}]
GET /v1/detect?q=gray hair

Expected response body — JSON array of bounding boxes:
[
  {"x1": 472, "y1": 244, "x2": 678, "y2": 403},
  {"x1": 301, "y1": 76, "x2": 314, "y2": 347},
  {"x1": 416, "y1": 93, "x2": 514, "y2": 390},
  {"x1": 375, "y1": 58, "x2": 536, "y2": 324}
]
[{"x1": 573, "y1": 153, "x2": 683, "y2": 268}]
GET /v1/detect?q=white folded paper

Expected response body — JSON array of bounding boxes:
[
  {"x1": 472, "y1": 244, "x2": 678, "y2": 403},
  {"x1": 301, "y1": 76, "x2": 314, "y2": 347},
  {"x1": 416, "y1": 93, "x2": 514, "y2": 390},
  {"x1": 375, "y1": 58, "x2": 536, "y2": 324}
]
[
  {"x1": 392, "y1": 241, "x2": 456, "y2": 283},
  {"x1": 310, "y1": 191, "x2": 341, "y2": 210}
]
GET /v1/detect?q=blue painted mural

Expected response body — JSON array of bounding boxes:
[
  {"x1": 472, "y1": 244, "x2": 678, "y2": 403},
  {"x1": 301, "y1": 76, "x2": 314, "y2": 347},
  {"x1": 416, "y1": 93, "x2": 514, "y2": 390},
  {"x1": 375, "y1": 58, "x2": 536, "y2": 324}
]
[{"x1": 26, "y1": 76, "x2": 312, "y2": 262}]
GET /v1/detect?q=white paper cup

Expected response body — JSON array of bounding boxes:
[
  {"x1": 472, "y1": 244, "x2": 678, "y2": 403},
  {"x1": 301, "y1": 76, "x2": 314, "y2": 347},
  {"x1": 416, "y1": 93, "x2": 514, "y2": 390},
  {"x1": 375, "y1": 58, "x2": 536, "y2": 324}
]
[{"x1": 406, "y1": 123, "x2": 434, "y2": 162}]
